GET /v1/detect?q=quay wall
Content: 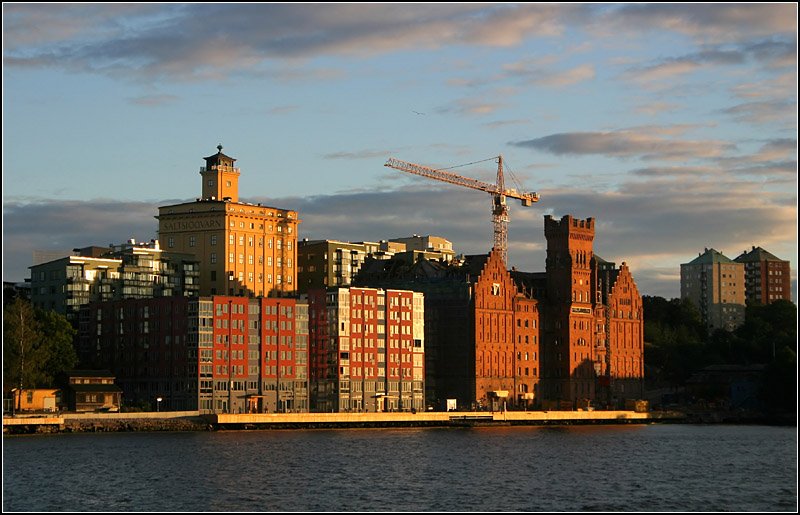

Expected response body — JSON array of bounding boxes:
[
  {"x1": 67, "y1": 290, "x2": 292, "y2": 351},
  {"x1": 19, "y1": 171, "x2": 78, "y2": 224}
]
[{"x1": 4, "y1": 410, "x2": 685, "y2": 434}]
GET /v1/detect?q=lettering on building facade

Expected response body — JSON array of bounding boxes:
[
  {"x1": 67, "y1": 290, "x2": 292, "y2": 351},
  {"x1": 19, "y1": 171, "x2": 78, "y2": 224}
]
[{"x1": 161, "y1": 219, "x2": 223, "y2": 232}]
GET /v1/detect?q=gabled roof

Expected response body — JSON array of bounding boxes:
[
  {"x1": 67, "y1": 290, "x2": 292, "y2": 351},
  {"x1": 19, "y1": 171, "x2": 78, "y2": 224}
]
[
  {"x1": 734, "y1": 246, "x2": 786, "y2": 263},
  {"x1": 686, "y1": 248, "x2": 734, "y2": 265}
]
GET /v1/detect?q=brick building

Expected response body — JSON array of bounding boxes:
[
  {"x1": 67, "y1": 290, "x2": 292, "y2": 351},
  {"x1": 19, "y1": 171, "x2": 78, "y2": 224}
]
[
  {"x1": 307, "y1": 287, "x2": 425, "y2": 412},
  {"x1": 734, "y1": 246, "x2": 792, "y2": 305},
  {"x1": 540, "y1": 215, "x2": 644, "y2": 407},
  {"x1": 79, "y1": 295, "x2": 309, "y2": 413},
  {"x1": 356, "y1": 214, "x2": 644, "y2": 410}
]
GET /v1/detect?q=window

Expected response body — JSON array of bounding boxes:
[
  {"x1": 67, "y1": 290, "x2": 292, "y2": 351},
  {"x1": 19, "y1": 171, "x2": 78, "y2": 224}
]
[
  {"x1": 211, "y1": 235, "x2": 217, "y2": 246},
  {"x1": 210, "y1": 253, "x2": 217, "y2": 264}
]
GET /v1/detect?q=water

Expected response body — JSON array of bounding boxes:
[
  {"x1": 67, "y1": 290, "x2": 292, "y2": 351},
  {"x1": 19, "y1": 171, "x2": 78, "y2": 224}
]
[{"x1": 3, "y1": 424, "x2": 796, "y2": 512}]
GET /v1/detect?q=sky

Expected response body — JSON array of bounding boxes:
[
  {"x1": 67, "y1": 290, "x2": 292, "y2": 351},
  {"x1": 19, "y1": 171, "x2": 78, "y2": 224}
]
[{"x1": 2, "y1": 3, "x2": 798, "y2": 301}]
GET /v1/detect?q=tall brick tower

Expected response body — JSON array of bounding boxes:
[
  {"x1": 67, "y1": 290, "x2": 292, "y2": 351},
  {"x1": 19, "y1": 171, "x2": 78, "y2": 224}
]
[{"x1": 543, "y1": 214, "x2": 597, "y2": 404}]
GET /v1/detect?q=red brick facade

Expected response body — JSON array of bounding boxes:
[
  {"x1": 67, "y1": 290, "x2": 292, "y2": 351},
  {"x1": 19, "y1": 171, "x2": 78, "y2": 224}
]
[{"x1": 473, "y1": 249, "x2": 540, "y2": 409}]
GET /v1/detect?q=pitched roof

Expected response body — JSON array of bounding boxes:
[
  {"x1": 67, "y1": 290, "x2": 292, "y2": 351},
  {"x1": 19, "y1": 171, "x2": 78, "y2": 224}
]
[
  {"x1": 734, "y1": 246, "x2": 786, "y2": 263},
  {"x1": 685, "y1": 248, "x2": 735, "y2": 265}
]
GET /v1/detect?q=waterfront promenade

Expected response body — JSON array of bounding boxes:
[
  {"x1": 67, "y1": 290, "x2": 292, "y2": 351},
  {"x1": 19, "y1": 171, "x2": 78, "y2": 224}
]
[{"x1": 3, "y1": 409, "x2": 686, "y2": 434}]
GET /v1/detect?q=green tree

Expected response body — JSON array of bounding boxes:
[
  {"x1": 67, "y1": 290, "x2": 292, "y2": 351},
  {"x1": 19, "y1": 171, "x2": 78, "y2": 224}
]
[
  {"x1": 3, "y1": 299, "x2": 78, "y2": 409},
  {"x1": 37, "y1": 309, "x2": 78, "y2": 385},
  {"x1": 4, "y1": 298, "x2": 45, "y2": 409}
]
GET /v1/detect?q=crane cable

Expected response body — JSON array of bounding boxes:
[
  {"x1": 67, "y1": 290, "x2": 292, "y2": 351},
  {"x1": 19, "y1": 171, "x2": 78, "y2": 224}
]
[{"x1": 439, "y1": 156, "x2": 529, "y2": 194}]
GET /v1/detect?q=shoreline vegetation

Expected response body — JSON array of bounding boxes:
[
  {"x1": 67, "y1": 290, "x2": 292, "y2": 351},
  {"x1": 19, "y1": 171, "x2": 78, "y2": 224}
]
[{"x1": 3, "y1": 408, "x2": 794, "y2": 435}]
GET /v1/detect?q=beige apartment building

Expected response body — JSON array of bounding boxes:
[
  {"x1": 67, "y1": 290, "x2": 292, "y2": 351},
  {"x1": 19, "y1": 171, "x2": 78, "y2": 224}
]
[
  {"x1": 681, "y1": 248, "x2": 746, "y2": 332},
  {"x1": 157, "y1": 146, "x2": 300, "y2": 297}
]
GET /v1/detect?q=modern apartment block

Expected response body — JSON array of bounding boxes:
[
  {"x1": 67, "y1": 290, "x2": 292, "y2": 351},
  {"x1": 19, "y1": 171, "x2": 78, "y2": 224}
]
[
  {"x1": 681, "y1": 248, "x2": 746, "y2": 332},
  {"x1": 29, "y1": 240, "x2": 200, "y2": 325},
  {"x1": 307, "y1": 287, "x2": 425, "y2": 412},
  {"x1": 297, "y1": 235, "x2": 454, "y2": 293},
  {"x1": 156, "y1": 146, "x2": 300, "y2": 298},
  {"x1": 734, "y1": 246, "x2": 792, "y2": 305},
  {"x1": 78, "y1": 295, "x2": 309, "y2": 414}
]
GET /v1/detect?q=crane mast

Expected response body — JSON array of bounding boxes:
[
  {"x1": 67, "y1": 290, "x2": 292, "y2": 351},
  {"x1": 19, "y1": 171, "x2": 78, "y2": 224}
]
[{"x1": 384, "y1": 155, "x2": 539, "y2": 264}]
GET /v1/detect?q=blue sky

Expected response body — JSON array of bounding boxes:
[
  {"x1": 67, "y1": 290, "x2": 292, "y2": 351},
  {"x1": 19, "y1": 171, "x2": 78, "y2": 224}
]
[{"x1": 3, "y1": 3, "x2": 797, "y2": 300}]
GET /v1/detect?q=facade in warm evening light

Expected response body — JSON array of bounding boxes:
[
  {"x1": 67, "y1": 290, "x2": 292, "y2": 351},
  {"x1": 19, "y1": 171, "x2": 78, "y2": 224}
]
[
  {"x1": 539, "y1": 214, "x2": 644, "y2": 407},
  {"x1": 156, "y1": 146, "x2": 300, "y2": 298},
  {"x1": 356, "y1": 214, "x2": 644, "y2": 410},
  {"x1": 681, "y1": 248, "x2": 746, "y2": 332},
  {"x1": 29, "y1": 240, "x2": 200, "y2": 325},
  {"x1": 307, "y1": 287, "x2": 425, "y2": 412},
  {"x1": 78, "y1": 295, "x2": 309, "y2": 414},
  {"x1": 734, "y1": 246, "x2": 792, "y2": 305},
  {"x1": 297, "y1": 236, "x2": 454, "y2": 294}
]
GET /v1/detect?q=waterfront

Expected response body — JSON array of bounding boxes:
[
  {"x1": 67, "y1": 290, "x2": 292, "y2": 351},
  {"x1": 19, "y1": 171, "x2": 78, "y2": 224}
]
[{"x1": 3, "y1": 424, "x2": 796, "y2": 512}]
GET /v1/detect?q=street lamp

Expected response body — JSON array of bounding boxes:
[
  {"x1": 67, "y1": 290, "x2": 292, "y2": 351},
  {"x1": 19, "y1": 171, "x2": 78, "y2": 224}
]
[{"x1": 156, "y1": 397, "x2": 162, "y2": 412}]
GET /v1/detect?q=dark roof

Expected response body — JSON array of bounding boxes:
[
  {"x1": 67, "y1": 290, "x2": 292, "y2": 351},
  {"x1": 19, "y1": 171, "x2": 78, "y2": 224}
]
[
  {"x1": 204, "y1": 145, "x2": 236, "y2": 163},
  {"x1": 734, "y1": 246, "x2": 786, "y2": 263},
  {"x1": 68, "y1": 383, "x2": 122, "y2": 393},
  {"x1": 685, "y1": 248, "x2": 734, "y2": 265}
]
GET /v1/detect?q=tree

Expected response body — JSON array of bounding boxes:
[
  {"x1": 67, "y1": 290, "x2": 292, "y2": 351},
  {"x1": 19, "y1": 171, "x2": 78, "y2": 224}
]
[
  {"x1": 37, "y1": 309, "x2": 78, "y2": 385},
  {"x1": 3, "y1": 299, "x2": 78, "y2": 409},
  {"x1": 4, "y1": 298, "x2": 44, "y2": 409}
]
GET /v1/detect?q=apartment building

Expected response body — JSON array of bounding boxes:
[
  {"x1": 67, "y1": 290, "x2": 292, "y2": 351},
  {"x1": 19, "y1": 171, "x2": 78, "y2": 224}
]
[
  {"x1": 297, "y1": 236, "x2": 454, "y2": 294},
  {"x1": 734, "y1": 246, "x2": 792, "y2": 305},
  {"x1": 29, "y1": 240, "x2": 199, "y2": 325},
  {"x1": 78, "y1": 296, "x2": 309, "y2": 414},
  {"x1": 681, "y1": 248, "x2": 746, "y2": 332},
  {"x1": 307, "y1": 287, "x2": 425, "y2": 412}
]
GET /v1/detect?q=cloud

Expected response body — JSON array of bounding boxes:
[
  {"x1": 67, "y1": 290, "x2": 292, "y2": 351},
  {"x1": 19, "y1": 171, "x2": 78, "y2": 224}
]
[
  {"x1": 436, "y1": 97, "x2": 505, "y2": 116},
  {"x1": 599, "y1": 4, "x2": 797, "y2": 44},
  {"x1": 624, "y1": 40, "x2": 796, "y2": 86},
  {"x1": 510, "y1": 129, "x2": 736, "y2": 161},
  {"x1": 323, "y1": 149, "x2": 394, "y2": 161},
  {"x1": 721, "y1": 99, "x2": 798, "y2": 124},
  {"x1": 483, "y1": 119, "x2": 531, "y2": 129},
  {"x1": 634, "y1": 102, "x2": 681, "y2": 116},
  {"x1": 2, "y1": 199, "x2": 162, "y2": 282},
  {"x1": 3, "y1": 4, "x2": 583, "y2": 82},
  {"x1": 128, "y1": 94, "x2": 179, "y2": 107},
  {"x1": 503, "y1": 60, "x2": 596, "y2": 87},
  {"x1": 4, "y1": 178, "x2": 796, "y2": 302}
]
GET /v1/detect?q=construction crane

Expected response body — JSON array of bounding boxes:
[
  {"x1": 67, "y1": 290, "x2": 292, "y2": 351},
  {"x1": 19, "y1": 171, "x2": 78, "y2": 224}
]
[{"x1": 385, "y1": 155, "x2": 539, "y2": 264}]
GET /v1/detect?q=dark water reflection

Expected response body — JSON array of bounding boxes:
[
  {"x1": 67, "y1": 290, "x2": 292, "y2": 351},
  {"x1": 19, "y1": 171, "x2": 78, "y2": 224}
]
[{"x1": 3, "y1": 424, "x2": 796, "y2": 512}]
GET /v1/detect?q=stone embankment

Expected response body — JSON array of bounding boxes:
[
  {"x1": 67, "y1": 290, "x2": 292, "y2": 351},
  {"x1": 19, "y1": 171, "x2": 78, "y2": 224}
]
[
  {"x1": 3, "y1": 411, "x2": 210, "y2": 435},
  {"x1": 4, "y1": 409, "x2": 688, "y2": 434}
]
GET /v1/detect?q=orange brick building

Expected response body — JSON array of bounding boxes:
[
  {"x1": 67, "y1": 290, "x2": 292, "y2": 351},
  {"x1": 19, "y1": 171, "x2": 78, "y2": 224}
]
[
  {"x1": 541, "y1": 215, "x2": 644, "y2": 407},
  {"x1": 472, "y1": 249, "x2": 541, "y2": 410},
  {"x1": 357, "y1": 213, "x2": 644, "y2": 410}
]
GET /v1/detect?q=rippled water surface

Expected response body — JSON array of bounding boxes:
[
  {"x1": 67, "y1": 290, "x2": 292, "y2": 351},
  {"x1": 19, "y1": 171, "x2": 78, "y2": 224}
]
[{"x1": 3, "y1": 424, "x2": 796, "y2": 512}]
